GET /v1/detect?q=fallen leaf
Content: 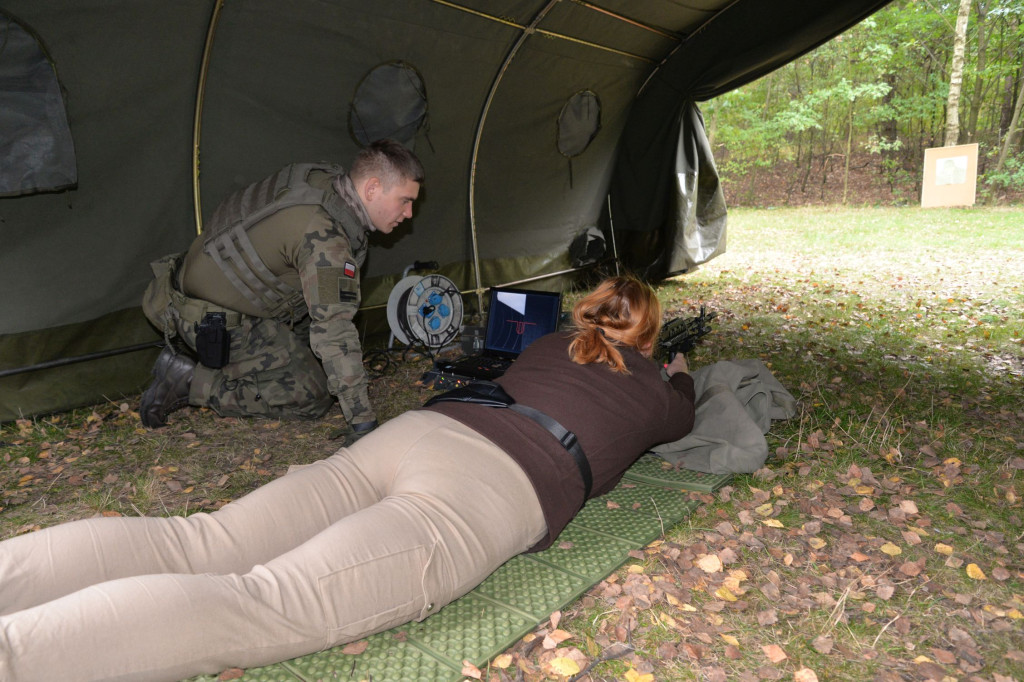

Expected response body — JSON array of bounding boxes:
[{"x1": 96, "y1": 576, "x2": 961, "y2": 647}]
[
  {"x1": 715, "y1": 587, "x2": 738, "y2": 602},
  {"x1": 762, "y1": 644, "x2": 788, "y2": 663},
  {"x1": 461, "y1": 660, "x2": 483, "y2": 679},
  {"x1": 934, "y1": 543, "x2": 954, "y2": 555},
  {"x1": 899, "y1": 562, "x2": 922, "y2": 576},
  {"x1": 966, "y1": 564, "x2": 987, "y2": 580},
  {"x1": 762, "y1": 519, "x2": 785, "y2": 528},
  {"x1": 794, "y1": 667, "x2": 819, "y2": 682},
  {"x1": 492, "y1": 653, "x2": 513, "y2": 669},
  {"x1": 542, "y1": 629, "x2": 573, "y2": 649},
  {"x1": 545, "y1": 657, "x2": 580, "y2": 677},
  {"x1": 929, "y1": 648, "x2": 956, "y2": 664},
  {"x1": 217, "y1": 669, "x2": 245, "y2": 681},
  {"x1": 811, "y1": 635, "x2": 833, "y2": 654},
  {"x1": 341, "y1": 640, "x2": 369, "y2": 655},
  {"x1": 880, "y1": 542, "x2": 902, "y2": 556},
  {"x1": 697, "y1": 554, "x2": 724, "y2": 573},
  {"x1": 720, "y1": 634, "x2": 740, "y2": 647},
  {"x1": 624, "y1": 669, "x2": 654, "y2": 682},
  {"x1": 901, "y1": 530, "x2": 922, "y2": 545}
]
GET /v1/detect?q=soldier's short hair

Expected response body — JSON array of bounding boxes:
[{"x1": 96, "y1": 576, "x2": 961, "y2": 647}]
[{"x1": 350, "y1": 139, "x2": 424, "y2": 190}]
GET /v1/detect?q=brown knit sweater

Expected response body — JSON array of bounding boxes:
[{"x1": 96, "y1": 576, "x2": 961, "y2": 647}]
[{"x1": 423, "y1": 332, "x2": 695, "y2": 551}]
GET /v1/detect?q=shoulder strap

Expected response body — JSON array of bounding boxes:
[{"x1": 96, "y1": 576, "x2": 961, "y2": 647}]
[{"x1": 509, "y1": 404, "x2": 592, "y2": 499}]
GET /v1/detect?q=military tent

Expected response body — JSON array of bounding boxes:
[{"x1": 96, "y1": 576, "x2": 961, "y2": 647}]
[{"x1": 0, "y1": 0, "x2": 892, "y2": 420}]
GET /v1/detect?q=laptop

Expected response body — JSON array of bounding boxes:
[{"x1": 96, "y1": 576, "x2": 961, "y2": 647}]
[{"x1": 434, "y1": 286, "x2": 563, "y2": 381}]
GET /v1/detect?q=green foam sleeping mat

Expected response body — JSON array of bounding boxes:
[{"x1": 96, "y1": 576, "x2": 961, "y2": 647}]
[{"x1": 187, "y1": 456, "x2": 731, "y2": 682}]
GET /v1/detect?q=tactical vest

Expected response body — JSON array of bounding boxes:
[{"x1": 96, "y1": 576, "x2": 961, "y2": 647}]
[{"x1": 202, "y1": 163, "x2": 361, "y2": 320}]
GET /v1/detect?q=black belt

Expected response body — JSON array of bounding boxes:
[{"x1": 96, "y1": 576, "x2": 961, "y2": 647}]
[{"x1": 424, "y1": 381, "x2": 593, "y2": 500}]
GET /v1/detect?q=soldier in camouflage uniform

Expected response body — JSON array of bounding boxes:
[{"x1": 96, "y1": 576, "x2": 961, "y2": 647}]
[{"x1": 139, "y1": 139, "x2": 423, "y2": 434}]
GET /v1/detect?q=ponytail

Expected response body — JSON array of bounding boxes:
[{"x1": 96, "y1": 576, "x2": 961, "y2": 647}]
[{"x1": 567, "y1": 276, "x2": 661, "y2": 373}]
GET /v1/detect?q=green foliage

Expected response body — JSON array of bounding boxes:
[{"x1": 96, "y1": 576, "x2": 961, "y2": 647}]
[
  {"x1": 984, "y1": 154, "x2": 1024, "y2": 192},
  {"x1": 705, "y1": 0, "x2": 1024, "y2": 189}
]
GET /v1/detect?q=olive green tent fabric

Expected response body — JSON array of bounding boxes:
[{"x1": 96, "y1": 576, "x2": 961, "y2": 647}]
[
  {"x1": 609, "y1": 0, "x2": 895, "y2": 279},
  {"x1": 0, "y1": 0, "x2": 893, "y2": 420}
]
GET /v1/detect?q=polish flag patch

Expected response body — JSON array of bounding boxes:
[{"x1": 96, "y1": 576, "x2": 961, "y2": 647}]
[{"x1": 343, "y1": 261, "x2": 356, "y2": 278}]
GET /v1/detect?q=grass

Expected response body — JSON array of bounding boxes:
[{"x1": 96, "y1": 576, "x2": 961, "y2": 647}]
[{"x1": 2, "y1": 205, "x2": 1023, "y2": 680}]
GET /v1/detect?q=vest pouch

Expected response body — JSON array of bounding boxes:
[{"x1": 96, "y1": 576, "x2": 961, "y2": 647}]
[
  {"x1": 195, "y1": 312, "x2": 231, "y2": 369},
  {"x1": 142, "y1": 253, "x2": 184, "y2": 334}
]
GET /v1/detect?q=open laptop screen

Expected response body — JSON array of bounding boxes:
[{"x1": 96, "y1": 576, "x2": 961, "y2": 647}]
[{"x1": 483, "y1": 287, "x2": 562, "y2": 358}]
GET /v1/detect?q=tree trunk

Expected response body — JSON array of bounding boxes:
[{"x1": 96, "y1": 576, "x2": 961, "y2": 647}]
[
  {"x1": 995, "y1": 70, "x2": 1024, "y2": 172},
  {"x1": 843, "y1": 101, "x2": 854, "y2": 205},
  {"x1": 944, "y1": 0, "x2": 971, "y2": 147},
  {"x1": 966, "y1": 0, "x2": 990, "y2": 142}
]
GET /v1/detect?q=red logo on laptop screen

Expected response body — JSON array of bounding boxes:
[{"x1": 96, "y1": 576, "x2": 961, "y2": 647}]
[{"x1": 508, "y1": 319, "x2": 536, "y2": 335}]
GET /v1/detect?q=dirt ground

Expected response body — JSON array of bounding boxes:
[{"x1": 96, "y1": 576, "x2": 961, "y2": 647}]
[{"x1": 721, "y1": 153, "x2": 1023, "y2": 208}]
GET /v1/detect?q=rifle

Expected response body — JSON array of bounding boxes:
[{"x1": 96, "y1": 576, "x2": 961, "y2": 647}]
[{"x1": 656, "y1": 306, "x2": 716, "y2": 362}]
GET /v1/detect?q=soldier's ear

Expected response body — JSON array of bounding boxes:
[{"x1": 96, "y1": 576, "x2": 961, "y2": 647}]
[{"x1": 363, "y1": 177, "x2": 383, "y2": 202}]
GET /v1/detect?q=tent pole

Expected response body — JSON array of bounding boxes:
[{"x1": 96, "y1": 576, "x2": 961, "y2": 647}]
[
  {"x1": 191, "y1": 0, "x2": 226, "y2": 236},
  {"x1": 571, "y1": 1, "x2": 680, "y2": 41},
  {"x1": 606, "y1": 194, "x2": 621, "y2": 276},
  {"x1": 429, "y1": 0, "x2": 650, "y2": 62},
  {"x1": 0, "y1": 343, "x2": 162, "y2": 379},
  {"x1": 468, "y1": 0, "x2": 562, "y2": 313}
]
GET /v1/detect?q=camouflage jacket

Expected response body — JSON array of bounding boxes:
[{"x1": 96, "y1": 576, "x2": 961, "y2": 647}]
[{"x1": 180, "y1": 168, "x2": 375, "y2": 425}]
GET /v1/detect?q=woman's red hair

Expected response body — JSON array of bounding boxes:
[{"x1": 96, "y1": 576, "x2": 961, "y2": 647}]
[{"x1": 567, "y1": 276, "x2": 662, "y2": 373}]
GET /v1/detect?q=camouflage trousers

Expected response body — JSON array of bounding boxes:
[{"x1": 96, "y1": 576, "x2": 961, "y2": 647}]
[{"x1": 174, "y1": 313, "x2": 334, "y2": 420}]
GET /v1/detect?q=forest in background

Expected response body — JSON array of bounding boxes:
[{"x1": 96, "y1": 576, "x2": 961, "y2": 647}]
[{"x1": 705, "y1": 0, "x2": 1024, "y2": 207}]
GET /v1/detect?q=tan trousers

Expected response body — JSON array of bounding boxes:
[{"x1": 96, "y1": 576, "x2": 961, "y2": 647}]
[{"x1": 0, "y1": 411, "x2": 546, "y2": 682}]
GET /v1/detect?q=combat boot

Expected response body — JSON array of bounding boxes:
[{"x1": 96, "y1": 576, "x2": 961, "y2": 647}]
[{"x1": 140, "y1": 347, "x2": 196, "y2": 428}]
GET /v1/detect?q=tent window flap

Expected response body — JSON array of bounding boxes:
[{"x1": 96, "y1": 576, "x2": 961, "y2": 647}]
[{"x1": 0, "y1": 13, "x2": 77, "y2": 197}]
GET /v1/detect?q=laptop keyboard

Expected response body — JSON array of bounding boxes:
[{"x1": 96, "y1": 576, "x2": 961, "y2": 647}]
[{"x1": 437, "y1": 354, "x2": 513, "y2": 379}]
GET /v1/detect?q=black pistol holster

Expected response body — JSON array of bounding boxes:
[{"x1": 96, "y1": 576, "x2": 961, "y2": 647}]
[{"x1": 195, "y1": 312, "x2": 230, "y2": 369}]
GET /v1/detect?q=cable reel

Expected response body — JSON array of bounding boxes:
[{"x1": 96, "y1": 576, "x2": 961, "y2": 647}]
[{"x1": 386, "y1": 274, "x2": 463, "y2": 350}]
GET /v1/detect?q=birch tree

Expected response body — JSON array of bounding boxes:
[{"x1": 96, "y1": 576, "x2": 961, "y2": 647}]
[{"x1": 944, "y1": 0, "x2": 972, "y2": 146}]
